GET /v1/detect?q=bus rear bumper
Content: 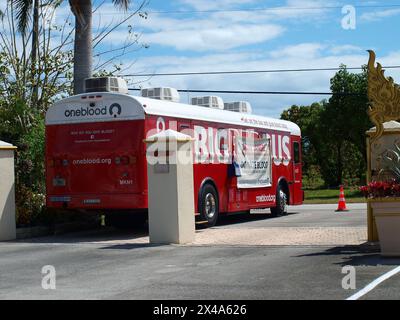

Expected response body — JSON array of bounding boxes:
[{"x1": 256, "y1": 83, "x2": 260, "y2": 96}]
[{"x1": 46, "y1": 193, "x2": 148, "y2": 210}]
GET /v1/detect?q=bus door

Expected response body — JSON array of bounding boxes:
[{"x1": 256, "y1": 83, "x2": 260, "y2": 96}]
[{"x1": 291, "y1": 137, "x2": 303, "y2": 204}]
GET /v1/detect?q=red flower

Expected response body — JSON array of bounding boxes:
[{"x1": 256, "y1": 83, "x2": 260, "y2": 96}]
[{"x1": 359, "y1": 180, "x2": 400, "y2": 198}]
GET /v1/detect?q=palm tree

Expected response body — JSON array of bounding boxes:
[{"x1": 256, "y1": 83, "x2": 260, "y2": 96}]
[
  {"x1": 11, "y1": 0, "x2": 40, "y2": 100},
  {"x1": 69, "y1": 0, "x2": 93, "y2": 94},
  {"x1": 69, "y1": 0, "x2": 131, "y2": 94},
  {"x1": 11, "y1": 0, "x2": 132, "y2": 94}
]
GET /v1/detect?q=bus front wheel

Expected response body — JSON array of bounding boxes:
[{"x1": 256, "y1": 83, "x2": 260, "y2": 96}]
[{"x1": 198, "y1": 184, "x2": 219, "y2": 227}]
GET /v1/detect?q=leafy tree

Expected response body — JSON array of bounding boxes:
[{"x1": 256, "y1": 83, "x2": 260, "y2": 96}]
[
  {"x1": 281, "y1": 66, "x2": 371, "y2": 188},
  {"x1": 320, "y1": 66, "x2": 370, "y2": 185},
  {"x1": 281, "y1": 102, "x2": 324, "y2": 180},
  {"x1": 1, "y1": 1, "x2": 148, "y2": 225},
  {"x1": 11, "y1": 0, "x2": 148, "y2": 94},
  {"x1": 326, "y1": 66, "x2": 370, "y2": 158},
  {"x1": 0, "y1": 3, "x2": 73, "y2": 224}
]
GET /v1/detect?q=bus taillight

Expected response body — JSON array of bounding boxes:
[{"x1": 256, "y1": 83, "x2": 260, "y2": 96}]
[
  {"x1": 115, "y1": 156, "x2": 134, "y2": 165},
  {"x1": 48, "y1": 158, "x2": 68, "y2": 167},
  {"x1": 121, "y1": 156, "x2": 129, "y2": 165}
]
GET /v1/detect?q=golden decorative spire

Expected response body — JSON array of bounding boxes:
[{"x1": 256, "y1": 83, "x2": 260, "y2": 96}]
[{"x1": 367, "y1": 50, "x2": 400, "y2": 140}]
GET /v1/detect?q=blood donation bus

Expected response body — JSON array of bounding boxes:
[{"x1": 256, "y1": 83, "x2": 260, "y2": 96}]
[{"x1": 45, "y1": 77, "x2": 303, "y2": 227}]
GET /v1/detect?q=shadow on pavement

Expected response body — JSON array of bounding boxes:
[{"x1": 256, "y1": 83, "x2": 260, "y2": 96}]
[
  {"x1": 16, "y1": 226, "x2": 148, "y2": 244},
  {"x1": 14, "y1": 210, "x2": 299, "y2": 245},
  {"x1": 216, "y1": 211, "x2": 299, "y2": 227},
  {"x1": 100, "y1": 243, "x2": 168, "y2": 250},
  {"x1": 295, "y1": 243, "x2": 400, "y2": 266}
]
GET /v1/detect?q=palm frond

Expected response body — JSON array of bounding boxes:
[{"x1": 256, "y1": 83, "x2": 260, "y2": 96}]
[
  {"x1": 380, "y1": 144, "x2": 400, "y2": 182},
  {"x1": 112, "y1": 0, "x2": 131, "y2": 10},
  {"x1": 11, "y1": 0, "x2": 33, "y2": 34}
]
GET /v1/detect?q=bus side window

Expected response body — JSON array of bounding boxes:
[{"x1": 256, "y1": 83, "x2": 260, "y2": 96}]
[
  {"x1": 179, "y1": 124, "x2": 190, "y2": 132},
  {"x1": 293, "y1": 142, "x2": 300, "y2": 164},
  {"x1": 179, "y1": 124, "x2": 191, "y2": 138}
]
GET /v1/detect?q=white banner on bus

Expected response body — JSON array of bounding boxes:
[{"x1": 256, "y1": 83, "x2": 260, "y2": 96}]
[{"x1": 235, "y1": 137, "x2": 272, "y2": 189}]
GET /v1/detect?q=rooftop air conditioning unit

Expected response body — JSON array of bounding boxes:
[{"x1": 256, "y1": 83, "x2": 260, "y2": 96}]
[
  {"x1": 84, "y1": 77, "x2": 128, "y2": 94},
  {"x1": 224, "y1": 101, "x2": 252, "y2": 114},
  {"x1": 141, "y1": 87, "x2": 180, "y2": 103},
  {"x1": 191, "y1": 96, "x2": 224, "y2": 110}
]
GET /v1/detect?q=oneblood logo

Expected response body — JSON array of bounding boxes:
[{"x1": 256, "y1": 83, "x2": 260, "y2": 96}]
[
  {"x1": 256, "y1": 194, "x2": 275, "y2": 203},
  {"x1": 109, "y1": 103, "x2": 122, "y2": 118},
  {"x1": 64, "y1": 103, "x2": 122, "y2": 118},
  {"x1": 64, "y1": 106, "x2": 107, "y2": 117}
]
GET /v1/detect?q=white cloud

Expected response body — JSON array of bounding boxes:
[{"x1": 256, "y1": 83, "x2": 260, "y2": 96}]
[
  {"x1": 360, "y1": 8, "x2": 400, "y2": 22},
  {"x1": 372, "y1": 51, "x2": 400, "y2": 80},
  {"x1": 143, "y1": 24, "x2": 284, "y2": 51},
  {"x1": 179, "y1": 0, "x2": 258, "y2": 11},
  {"x1": 5, "y1": 0, "x2": 392, "y2": 120},
  {"x1": 95, "y1": 8, "x2": 286, "y2": 51},
  {"x1": 179, "y1": 0, "x2": 336, "y2": 16},
  {"x1": 270, "y1": 43, "x2": 324, "y2": 59},
  {"x1": 0, "y1": 1, "x2": 7, "y2": 12},
  {"x1": 329, "y1": 45, "x2": 363, "y2": 55},
  {"x1": 93, "y1": 0, "x2": 340, "y2": 52},
  {"x1": 133, "y1": 0, "x2": 339, "y2": 52},
  {"x1": 121, "y1": 44, "x2": 387, "y2": 118}
]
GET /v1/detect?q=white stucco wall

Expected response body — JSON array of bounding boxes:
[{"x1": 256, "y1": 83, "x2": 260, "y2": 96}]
[
  {"x1": 145, "y1": 131, "x2": 195, "y2": 244},
  {"x1": 0, "y1": 141, "x2": 16, "y2": 241}
]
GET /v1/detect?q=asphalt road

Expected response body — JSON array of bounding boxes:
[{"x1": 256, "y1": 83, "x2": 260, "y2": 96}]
[
  {"x1": 223, "y1": 203, "x2": 367, "y2": 228},
  {"x1": 1, "y1": 203, "x2": 400, "y2": 300}
]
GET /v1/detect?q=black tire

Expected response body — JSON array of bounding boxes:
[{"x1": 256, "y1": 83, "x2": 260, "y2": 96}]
[
  {"x1": 198, "y1": 184, "x2": 219, "y2": 227},
  {"x1": 270, "y1": 185, "x2": 288, "y2": 217}
]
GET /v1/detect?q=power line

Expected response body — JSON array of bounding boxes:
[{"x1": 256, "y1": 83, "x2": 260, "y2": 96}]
[
  {"x1": 151, "y1": 4, "x2": 400, "y2": 14},
  {"x1": 120, "y1": 65, "x2": 400, "y2": 77},
  {"x1": 128, "y1": 88, "x2": 364, "y2": 96},
  {"x1": 98, "y1": 4, "x2": 400, "y2": 15}
]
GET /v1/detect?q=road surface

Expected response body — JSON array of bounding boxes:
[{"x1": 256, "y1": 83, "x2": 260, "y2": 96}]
[{"x1": 1, "y1": 203, "x2": 399, "y2": 300}]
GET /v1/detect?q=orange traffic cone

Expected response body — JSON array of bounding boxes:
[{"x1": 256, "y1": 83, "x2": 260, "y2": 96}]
[{"x1": 335, "y1": 185, "x2": 349, "y2": 212}]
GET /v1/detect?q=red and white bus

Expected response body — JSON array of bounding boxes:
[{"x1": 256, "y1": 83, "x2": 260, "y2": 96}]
[{"x1": 45, "y1": 78, "x2": 303, "y2": 227}]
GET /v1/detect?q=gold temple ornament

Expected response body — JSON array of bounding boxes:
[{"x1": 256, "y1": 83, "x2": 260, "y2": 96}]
[{"x1": 367, "y1": 50, "x2": 400, "y2": 141}]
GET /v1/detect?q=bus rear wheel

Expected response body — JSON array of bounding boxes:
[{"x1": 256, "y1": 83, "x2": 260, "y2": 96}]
[
  {"x1": 271, "y1": 187, "x2": 288, "y2": 217},
  {"x1": 198, "y1": 184, "x2": 219, "y2": 227}
]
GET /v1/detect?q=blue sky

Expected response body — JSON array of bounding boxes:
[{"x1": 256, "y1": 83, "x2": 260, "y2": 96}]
[
  {"x1": 117, "y1": 0, "x2": 400, "y2": 118},
  {"x1": 3, "y1": 0, "x2": 400, "y2": 118}
]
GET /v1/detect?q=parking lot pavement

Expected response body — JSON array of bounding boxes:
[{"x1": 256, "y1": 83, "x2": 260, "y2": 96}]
[
  {"x1": 19, "y1": 203, "x2": 367, "y2": 247},
  {"x1": 1, "y1": 202, "x2": 399, "y2": 300},
  {"x1": 194, "y1": 203, "x2": 367, "y2": 246}
]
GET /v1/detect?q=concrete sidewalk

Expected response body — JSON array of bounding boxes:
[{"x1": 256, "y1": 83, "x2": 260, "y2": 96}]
[
  {"x1": 21, "y1": 203, "x2": 368, "y2": 247},
  {"x1": 193, "y1": 226, "x2": 367, "y2": 246}
]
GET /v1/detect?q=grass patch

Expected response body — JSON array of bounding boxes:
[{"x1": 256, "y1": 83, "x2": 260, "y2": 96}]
[{"x1": 303, "y1": 188, "x2": 366, "y2": 204}]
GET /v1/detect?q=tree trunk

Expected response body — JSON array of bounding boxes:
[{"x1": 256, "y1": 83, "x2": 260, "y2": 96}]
[
  {"x1": 71, "y1": 0, "x2": 92, "y2": 94},
  {"x1": 31, "y1": 0, "x2": 39, "y2": 105},
  {"x1": 337, "y1": 142, "x2": 343, "y2": 186}
]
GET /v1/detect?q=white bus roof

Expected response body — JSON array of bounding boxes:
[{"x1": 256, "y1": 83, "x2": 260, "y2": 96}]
[{"x1": 46, "y1": 92, "x2": 301, "y2": 136}]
